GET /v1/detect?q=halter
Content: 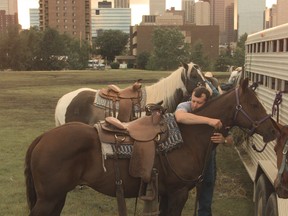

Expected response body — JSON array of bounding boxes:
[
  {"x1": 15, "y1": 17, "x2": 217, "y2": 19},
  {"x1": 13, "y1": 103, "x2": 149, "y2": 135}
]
[
  {"x1": 276, "y1": 137, "x2": 288, "y2": 192},
  {"x1": 233, "y1": 87, "x2": 271, "y2": 137}
]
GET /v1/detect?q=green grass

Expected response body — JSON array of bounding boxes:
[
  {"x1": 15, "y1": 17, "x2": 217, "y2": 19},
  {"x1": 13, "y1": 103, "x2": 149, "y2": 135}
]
[{"x1": 0, "y1": 69, "x2": 253, "y2": 215}]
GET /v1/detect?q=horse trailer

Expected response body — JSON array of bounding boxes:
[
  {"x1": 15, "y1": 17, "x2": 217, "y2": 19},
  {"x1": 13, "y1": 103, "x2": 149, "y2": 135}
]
[{"x1": 235, "y1": 23, "x2": 288, "y2": 216}]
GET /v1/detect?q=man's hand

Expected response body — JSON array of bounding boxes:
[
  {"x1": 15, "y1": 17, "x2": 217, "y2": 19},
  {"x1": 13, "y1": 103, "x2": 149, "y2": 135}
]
[
  {"x1": 210, "y1": 133, "x2": 225, "y2": 144},
  {"x1": 208, "y1": 119, "x2": 222, "y2": 129}
]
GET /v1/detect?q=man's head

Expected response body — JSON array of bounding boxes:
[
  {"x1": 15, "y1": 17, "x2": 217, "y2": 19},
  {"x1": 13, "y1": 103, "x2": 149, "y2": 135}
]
[{"x1": 191, "y1": 87, "x2": 211, "y2": 111}]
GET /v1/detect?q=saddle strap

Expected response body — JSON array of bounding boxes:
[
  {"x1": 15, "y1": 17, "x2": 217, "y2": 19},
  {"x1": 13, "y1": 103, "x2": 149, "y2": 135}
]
[{"x1": 114, "y1": 141, "x2": 127, "y2": 216}]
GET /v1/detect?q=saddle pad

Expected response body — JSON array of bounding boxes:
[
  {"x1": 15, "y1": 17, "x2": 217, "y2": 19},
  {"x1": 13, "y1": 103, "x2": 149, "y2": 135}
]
[
  {"x1": 101, "y1": 113, "x2": 183, "y2": 158},
  {"x1": 94, "y1": 89, "x2": 147, "y2": 112}
]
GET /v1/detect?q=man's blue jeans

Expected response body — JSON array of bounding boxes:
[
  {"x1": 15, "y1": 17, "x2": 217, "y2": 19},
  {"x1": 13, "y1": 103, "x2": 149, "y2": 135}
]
[{"x1": 198, "y1": 149, "x2": 216, "y2": 216}]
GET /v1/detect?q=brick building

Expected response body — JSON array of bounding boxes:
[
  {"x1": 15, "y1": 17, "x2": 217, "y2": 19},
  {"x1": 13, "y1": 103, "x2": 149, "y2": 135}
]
[{"x1": 131, "y1": 25, "x2": 219, "y2": 62}]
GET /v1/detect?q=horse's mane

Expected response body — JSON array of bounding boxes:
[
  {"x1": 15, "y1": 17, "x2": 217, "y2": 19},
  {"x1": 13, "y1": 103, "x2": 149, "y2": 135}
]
[
  {"x1": 145, "y1": 65, "x2": 188, "y2": 108},
  {"x1": 194, "y1": 87, "x2": 235, "y2": 113}
]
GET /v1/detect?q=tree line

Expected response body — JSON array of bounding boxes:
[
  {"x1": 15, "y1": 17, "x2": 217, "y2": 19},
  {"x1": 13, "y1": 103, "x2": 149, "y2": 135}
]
[{"x1": 0, "y1": 24, "x2": 246, "y2": 71}]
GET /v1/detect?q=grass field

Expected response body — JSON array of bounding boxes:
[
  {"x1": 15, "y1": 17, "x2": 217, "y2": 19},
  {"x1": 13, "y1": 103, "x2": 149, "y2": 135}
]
[{"x1": 0, "y1": 69, "x2": 254, "y2": 215}]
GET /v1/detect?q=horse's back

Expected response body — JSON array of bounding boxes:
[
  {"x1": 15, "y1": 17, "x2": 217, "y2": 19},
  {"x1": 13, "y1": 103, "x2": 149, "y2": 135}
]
[{"x1": 55, "y1": 88, "x2": 97, "y2": 126}]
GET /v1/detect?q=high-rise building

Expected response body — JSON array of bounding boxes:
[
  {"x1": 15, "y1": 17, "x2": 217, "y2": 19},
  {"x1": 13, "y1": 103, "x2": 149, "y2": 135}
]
[
  {"x1": 150, "y1": 0, "x2": 165, "y2": 15},
  {"x1": 276, "y1": 0, "x2": 288, "y2": 26},
  {"x1": 30, "y1": 9, "x2": 40, "y2": 28},
  {"x1": 0, "y1": 0, "x2": 18, "y2": 15},
  {"x1": 39, "y1": 0, "x2": 91, "y2": 41},
  {"x1": 0, "y1": 0, "x2": 18, "y2": 32},
  {"x1": 114, "y1": 0, "x2": 129, "y2": 8},
  {"x1": 194, "y1": 1, "x2": 210, "y2": 25},
  {"x1": 91, "y1": 8, "x2": 131, "y2": 38},
  {"x1": 182, "y1": 0, "x2": 195, "y2": 24},
  {"x1": 236, "y1": 0, "x2": 265, "y2": 38}
]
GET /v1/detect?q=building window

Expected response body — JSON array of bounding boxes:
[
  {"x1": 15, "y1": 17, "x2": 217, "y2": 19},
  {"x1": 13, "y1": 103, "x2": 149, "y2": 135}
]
[{"x1": 96, "y1": 10, "x2": 100, "y2": 15}]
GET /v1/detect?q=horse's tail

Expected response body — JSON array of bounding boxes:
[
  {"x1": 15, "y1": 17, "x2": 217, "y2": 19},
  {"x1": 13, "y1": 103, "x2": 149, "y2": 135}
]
[{"x1": 24, "y1": 134, "x2": 43, "y2": 211}]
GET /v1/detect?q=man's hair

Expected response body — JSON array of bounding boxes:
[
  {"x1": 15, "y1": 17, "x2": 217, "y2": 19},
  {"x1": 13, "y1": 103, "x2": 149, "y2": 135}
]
[{"x1": 192, "y1": 86, "x2": 211, "y2": 101}]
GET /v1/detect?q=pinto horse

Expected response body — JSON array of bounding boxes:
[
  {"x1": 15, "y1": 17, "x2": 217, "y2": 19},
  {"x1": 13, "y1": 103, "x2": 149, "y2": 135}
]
[
  {"x1": 274, "y1": 123, "x2": 288, "y2": 198},
  {"x1": 25, "y1": 78, "x2": 278, "y2": 216},
  {"x1": 54, "y1": 62, "x2": 217, "y2": 126}
]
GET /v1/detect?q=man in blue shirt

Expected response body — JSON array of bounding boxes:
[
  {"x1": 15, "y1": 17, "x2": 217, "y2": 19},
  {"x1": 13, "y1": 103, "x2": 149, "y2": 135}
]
[{"x1": 175, "y1": 86, "x2": 233, "y2": 216}]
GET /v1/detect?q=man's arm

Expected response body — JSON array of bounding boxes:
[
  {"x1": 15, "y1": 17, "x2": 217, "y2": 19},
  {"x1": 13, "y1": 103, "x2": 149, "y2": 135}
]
[
  {"x1": 175, "y1": 109, "x2": 223, "y2": 129},
  {"x1": 210, "y1": 132, "x2": 234, "y2": 146}
]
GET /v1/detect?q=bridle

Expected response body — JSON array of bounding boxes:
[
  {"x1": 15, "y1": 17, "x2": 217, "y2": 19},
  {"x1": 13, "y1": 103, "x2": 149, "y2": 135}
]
[
  {"x1": 233, "y1": 87, "x2": 271, "y2": 152},
  {"x1": 276, "y1": 137, "x2": 288, "y2": 192}
]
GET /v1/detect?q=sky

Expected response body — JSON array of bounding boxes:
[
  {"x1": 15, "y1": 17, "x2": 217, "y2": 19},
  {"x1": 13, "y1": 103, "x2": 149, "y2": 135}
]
[{"x1": 18, "y1": 0, "x2": 278, "y2": 29}]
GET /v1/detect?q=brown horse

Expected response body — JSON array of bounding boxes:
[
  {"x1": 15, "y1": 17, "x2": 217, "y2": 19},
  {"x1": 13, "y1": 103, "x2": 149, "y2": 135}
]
[
  {"x1": 274, "y1": 123, "x2": 288, "y2": 198},
  {"x1": 25, "y1": 78, "x2": 278, "y2": 216}
]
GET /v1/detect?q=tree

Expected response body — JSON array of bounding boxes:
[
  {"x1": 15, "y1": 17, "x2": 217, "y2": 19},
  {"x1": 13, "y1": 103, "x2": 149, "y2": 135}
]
[
  {"x1": 150, "y1": 27, "x2": 187, "y2": 70},
  {"x1": 232, "y1": 33, "x2": 247, "y2": 67},
  {"x1": 136, "y1": 51, "x2": 150, "y2": 69},
  {"x1": 189, "y1": 40, "x2": 210, "y2": 70},
  {"x1": 95, "y1": 30, "x2": 129, "y2": 62}
]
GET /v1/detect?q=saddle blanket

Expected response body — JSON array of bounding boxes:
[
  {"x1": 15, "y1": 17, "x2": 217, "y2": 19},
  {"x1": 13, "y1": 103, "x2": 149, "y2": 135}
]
[
  {"x1": 93, "y1": 88, "x2": 147, "y2": 112},
  {"x1": 101, "y1": 113, "x2": 183, "y2": 159}
]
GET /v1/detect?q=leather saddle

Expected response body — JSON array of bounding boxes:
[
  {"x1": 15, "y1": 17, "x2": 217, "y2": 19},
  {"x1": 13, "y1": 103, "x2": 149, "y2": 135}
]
[
  {"x1": 98, "y1": 80, "x2": 143, "y2": 122},
  {"x1": 96, "y1": 104, "x2": 168, "y2": 183}
]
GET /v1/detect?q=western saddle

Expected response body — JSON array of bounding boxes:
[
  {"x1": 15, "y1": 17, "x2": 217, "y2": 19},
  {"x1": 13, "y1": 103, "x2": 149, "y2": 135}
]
[
  {"x1": 95, "y1": 104, "x2": 168, "y2": 216},
  {"x1": 98, "y1": 80, "x2": 143, "y2": 122},
  {"x1": 96, "y1": 103, "x2": 168, "y2": 183}
]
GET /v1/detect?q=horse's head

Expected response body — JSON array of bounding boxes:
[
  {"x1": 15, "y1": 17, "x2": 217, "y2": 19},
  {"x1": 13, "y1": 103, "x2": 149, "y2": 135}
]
[
  {"x1": 231, "y1": 78, "x2": 278, "y2": 143},
  {"x1": 274, "y1": 124, "x2": 288, "y2": 198},
  {"x1": 181, "y1": 62, "x2": 204, "y2": 95}
]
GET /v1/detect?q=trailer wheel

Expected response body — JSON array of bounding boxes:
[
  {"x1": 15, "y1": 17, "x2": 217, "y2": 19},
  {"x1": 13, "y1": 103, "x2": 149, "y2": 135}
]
[
  {"x1": 255, "y1": 174, "x2": 273, "y2": 216},
  {"x1": 265, "y1": 193, "x2": 278, "y2": 216}
]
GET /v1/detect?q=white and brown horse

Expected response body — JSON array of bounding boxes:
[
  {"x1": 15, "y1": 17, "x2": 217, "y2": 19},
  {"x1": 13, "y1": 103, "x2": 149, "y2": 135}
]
[{"x1": 54, "y1": 62, "x2": 219, "y2": 126}]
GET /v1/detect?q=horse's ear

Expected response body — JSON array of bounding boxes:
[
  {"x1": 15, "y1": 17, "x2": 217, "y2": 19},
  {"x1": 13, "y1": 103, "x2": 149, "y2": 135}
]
[
  {"x1": 240, "y1": 78, "x2": 249, "y2": 91},
  {"x1": 181, "y1": 62, "x2": 188, "y2": 71}
]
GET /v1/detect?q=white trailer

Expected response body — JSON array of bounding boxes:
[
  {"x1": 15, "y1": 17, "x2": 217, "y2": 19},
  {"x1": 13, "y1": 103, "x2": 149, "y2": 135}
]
[{"x1": 235, "y1": 23, "x2": 288, "y2": 216}]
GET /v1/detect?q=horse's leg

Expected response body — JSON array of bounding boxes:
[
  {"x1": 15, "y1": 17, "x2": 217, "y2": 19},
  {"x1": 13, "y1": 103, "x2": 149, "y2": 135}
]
[
  {"x1": 164, "y1": 187, "x2": 190, "y2": 216},
  {"x1": 159, "y1": 195, "x2": 168, "y2": 216},
  {"x1": 30, "y1": 195, "x2": 67, "y2": 216}
]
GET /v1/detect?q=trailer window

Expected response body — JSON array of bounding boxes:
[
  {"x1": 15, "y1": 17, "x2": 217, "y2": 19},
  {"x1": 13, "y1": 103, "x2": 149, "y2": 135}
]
[
  {"x1": 261, "y1": 42, "x2": 265, "y2": 52},
  {"x1": 259, "y1": 74, "x2": 264, "y2": 84},
  {"x1": 286, "y1": 38, "x2": 288, "y2": 52},
  {"x1": 279, "y1": 39, "x2": 284, "y2": 52},
  {"x1": 284, "y1": 81, "x2": 288, "y2": 92},
  {"x1": 272, "y1": 40, "x2": 277, "y2": 52}
]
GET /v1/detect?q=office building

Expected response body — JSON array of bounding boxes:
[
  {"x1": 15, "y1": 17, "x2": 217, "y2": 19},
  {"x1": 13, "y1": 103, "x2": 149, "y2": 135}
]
[
  {"x1": 0, "y1": 0, "x2": 18, "y2": 15},
  {"x1": 91, "y1": 8, "x2": 131, "y2": 38},
  {"x1": 30, "y1": 9, "x2": 40, "y2": 28},
  {"x1": 194, "y1": 1, "x2": 210, "y2": 25},
  {"x1": 182, "y1": 0, "x2": 195, "y2": 24},
  {"x1": 98, "y1": 0, "x2": 112, "y2": 8},
  {"x1": 131, "y1": 24, "x2": 219, "y2": 61},
  {"x1": 39, "y1": 0, "x2": 91, "y2": 41},
  {"x1": 276, "y1": 0, "x2": 288, "y2": 26},
  {"x1": 236, "y1": 0, "x2": 265, "y2": 38},
  {"x1": 0, "y1": 0, "x2": 18, "y2": 32},
  {"x1": 114, "y1": 0, "x2": 129, "y2": 8},
  {"x1": 150, "y1": 0, "x2": 165, "y2": 15}
]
